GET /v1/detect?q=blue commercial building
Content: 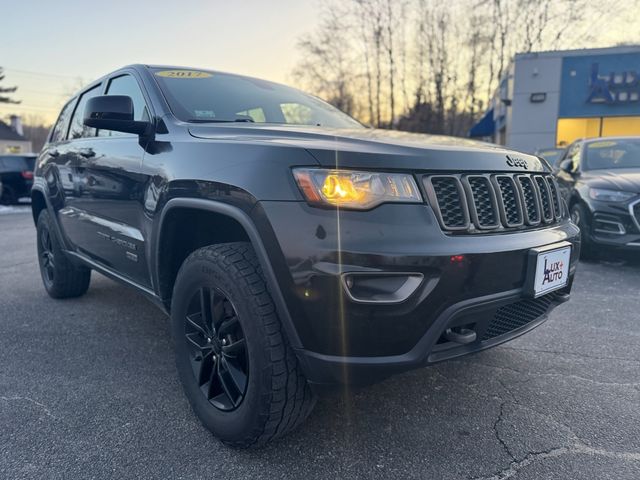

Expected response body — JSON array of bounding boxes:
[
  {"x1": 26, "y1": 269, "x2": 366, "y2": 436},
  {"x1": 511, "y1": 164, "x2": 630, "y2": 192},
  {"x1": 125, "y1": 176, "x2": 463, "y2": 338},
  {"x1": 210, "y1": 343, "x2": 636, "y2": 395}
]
[{"x1": 470, "y1": 46, "x2": 640, "y2": 153}]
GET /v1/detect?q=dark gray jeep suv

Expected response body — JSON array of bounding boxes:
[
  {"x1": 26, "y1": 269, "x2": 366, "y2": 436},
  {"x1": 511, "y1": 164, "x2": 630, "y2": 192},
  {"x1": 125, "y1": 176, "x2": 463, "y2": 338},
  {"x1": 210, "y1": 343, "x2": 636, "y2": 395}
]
[{"x1": 32, "y1": 65, "x2": 580, "y2": 447}]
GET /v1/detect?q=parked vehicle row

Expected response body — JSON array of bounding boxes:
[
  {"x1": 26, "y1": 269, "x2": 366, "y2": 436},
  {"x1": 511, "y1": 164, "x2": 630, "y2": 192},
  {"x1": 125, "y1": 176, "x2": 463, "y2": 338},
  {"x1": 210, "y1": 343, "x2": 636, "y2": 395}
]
[
  {"x1": 0, "y1": 154, "x2": 36, "y2": 205},
  {"x1": 537, "y1": 139, "x2": 640, "y2": 257}
]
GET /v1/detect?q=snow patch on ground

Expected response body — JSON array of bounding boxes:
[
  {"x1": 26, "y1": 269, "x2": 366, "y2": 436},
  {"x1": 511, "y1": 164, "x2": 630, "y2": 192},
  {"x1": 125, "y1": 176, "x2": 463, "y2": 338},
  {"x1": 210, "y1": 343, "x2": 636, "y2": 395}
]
[{"x1": 0, "y1": 204, "x2": 31, "y2": 215}]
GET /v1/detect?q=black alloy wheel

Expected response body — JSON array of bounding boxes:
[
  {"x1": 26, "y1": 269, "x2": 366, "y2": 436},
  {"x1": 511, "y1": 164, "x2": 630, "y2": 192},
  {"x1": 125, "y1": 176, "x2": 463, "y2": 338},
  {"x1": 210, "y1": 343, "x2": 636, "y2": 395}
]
[
  {"x1": 36, "y1": 209, "x2": 91, "y2": 298},
  {"x1": 39, "y1": 226, "x2": 56, "y2": 287},
  {"x1": 184, "y1": 286, "x2": 249, "y2": 411},
  {"x1": 170, "y1": 243, "x2": 316, "y2": 448}
]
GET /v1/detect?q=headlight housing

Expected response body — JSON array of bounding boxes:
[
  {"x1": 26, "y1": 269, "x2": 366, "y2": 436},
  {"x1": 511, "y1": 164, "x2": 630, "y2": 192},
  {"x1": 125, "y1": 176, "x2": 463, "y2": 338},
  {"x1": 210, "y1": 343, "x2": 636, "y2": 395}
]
[
  {"x1": 293, "y1": 168, "x2": 422, "y2": 210},
  {"x1": 588, "y1": 188, "x2": 636, "y2": 203}
]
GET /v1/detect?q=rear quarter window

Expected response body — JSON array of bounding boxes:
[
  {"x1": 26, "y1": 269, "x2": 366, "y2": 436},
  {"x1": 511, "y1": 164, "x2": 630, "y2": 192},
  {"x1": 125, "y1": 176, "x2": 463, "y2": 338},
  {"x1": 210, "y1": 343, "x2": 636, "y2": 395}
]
[
  {"x1": 50, "y1": 100, "x2": 76, "y2": 143},
  {"x1": 68, "y1": 85, "x2": 102, "y2": 139}
]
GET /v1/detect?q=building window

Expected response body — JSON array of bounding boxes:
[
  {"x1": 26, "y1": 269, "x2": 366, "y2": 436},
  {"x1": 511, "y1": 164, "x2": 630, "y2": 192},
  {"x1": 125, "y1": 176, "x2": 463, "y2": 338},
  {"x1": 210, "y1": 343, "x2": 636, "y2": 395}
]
[
  {"x1": 556, "y1": 118, "x2": 601, "y2": 146},
  {"x1": 556, "y1": 116, "x2": 640, "y2": 146}
]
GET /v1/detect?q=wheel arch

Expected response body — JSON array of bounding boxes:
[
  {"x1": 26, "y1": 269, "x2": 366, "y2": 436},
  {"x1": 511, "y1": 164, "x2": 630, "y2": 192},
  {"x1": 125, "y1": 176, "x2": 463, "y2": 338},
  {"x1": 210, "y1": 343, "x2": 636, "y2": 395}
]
[
  {"x1": 568, "y1": 190, "x2": 590, "y2": 212},
  {"x1": 31, "y1": 188, "x2": 47, "y2": 225},
  {"x1": 153, "y1": 198, "x2": 302, "y2": 349}
]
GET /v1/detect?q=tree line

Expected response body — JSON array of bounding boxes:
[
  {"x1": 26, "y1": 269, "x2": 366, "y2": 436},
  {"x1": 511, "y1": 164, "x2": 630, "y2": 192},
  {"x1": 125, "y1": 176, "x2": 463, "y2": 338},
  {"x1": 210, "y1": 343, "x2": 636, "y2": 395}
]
[{"x1": 293, "y1": 0, "x2": 640, "y2": 136}]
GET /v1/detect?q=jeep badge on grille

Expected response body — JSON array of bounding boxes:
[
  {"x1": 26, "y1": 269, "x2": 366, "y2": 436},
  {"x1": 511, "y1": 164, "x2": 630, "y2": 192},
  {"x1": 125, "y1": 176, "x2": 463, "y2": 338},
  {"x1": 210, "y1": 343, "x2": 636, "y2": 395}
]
[{"x1": 506, "y1": 155, "x2": 528, "y2": 169}]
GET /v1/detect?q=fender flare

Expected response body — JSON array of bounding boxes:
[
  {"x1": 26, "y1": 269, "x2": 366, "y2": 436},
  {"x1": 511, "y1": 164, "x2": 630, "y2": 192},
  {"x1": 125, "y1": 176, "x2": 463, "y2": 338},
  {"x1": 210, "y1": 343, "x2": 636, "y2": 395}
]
[
  {"x1": 30, "y1": 180, "x2": 73, "y2": 252},
  {"x1": 153, "y1": 198, "x2": 302, "y2": 349}
]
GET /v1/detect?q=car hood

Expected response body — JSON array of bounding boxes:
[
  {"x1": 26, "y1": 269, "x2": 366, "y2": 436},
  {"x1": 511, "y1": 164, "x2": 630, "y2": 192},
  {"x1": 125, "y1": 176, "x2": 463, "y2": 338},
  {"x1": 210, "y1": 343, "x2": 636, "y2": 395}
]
[
  {"x1": 581, "y1": 169, "x2": 640, "y2": 193},
  {"x1": 188, "y1": 124, "x2": 549, "y2": 173}
]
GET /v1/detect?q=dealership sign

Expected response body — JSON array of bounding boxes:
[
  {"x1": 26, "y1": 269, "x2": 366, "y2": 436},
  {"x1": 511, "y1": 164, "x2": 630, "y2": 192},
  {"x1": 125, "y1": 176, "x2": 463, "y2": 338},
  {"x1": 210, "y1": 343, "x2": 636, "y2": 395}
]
[{"x1": 587, "y1": 63, "x2": 640, "y2": 104}]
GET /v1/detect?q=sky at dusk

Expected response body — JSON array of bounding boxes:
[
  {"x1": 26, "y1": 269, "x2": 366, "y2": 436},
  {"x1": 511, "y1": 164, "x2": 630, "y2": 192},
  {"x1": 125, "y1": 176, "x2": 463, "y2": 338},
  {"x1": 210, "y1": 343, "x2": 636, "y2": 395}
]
[
  {"x1": 1, "y1": 0, "x2": 318, "y2": 123},
  {"x1": 3, "y1": 0, "x2": 640, "y2": 126}
]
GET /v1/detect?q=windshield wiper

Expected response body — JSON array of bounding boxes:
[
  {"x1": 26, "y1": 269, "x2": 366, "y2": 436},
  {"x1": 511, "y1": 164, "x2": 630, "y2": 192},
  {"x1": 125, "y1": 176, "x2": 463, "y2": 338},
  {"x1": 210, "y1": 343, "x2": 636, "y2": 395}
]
[{"x1": 187, "y1": 118, "x2": 255, "y2": 123}]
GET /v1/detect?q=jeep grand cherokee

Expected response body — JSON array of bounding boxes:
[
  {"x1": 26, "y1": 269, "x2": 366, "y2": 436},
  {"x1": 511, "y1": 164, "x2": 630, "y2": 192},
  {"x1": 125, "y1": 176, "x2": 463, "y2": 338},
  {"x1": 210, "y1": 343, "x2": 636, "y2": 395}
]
[{"x1": 32, "y1": 65, "x2": 580, "y2": 447}]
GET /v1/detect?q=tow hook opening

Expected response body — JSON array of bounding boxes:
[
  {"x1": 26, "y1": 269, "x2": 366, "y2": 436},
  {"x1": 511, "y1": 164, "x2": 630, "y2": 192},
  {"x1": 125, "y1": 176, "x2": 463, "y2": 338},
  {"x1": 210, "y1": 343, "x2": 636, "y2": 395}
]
[{"x1": 442, "y1": 326, "x2": 477, "y2": 345}]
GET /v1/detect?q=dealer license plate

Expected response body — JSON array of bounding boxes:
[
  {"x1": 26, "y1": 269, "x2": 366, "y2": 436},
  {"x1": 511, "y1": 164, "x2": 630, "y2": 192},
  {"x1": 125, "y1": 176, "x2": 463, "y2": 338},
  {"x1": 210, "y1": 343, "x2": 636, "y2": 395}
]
[{"x1": 532, "y1": 245, "x2": 571, "y2": 297}]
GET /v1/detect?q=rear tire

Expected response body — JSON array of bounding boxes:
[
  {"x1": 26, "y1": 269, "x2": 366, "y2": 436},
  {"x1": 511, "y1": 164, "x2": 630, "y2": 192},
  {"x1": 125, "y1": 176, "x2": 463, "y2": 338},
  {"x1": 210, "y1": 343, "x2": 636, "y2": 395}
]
[
  {"x1": 36, "y1": 210, "x2": 91, "y2": 298},
  {"x1": 171, "y1": 242, "x2": 316, "y2": 448},
  {"x1": 1, "y1": 184, "x2": 17, "y2": 205}
]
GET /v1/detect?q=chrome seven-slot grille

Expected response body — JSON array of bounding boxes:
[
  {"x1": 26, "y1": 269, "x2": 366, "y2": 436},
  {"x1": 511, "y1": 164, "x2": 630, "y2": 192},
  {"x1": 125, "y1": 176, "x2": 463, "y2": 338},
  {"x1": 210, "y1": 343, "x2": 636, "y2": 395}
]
[{"x1": 424, "y1": 173, "x2": 564, "y2": 233}]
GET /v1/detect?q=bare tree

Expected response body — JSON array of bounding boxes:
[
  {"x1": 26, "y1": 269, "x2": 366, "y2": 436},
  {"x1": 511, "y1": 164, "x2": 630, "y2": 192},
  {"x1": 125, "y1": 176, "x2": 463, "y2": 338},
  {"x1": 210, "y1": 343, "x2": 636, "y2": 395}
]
[
  {"x1": 372, "y1": 3, "x2": 384, "y2": 126},
  {"x1": 292, "y1": 5, "x2": 357, "y2": 115},
  {"x1": 354, "y1": 0, "x2": 376, "y2": 126},
  {"x1": 292, "y1": 0, "x2": 640, "y2": 135},
  {"x1": 398, "y1": 1, "x2": 410, "y2": 112},
  {"x1": 384, "y1": 0, "x2": 396, "y2": 126}
]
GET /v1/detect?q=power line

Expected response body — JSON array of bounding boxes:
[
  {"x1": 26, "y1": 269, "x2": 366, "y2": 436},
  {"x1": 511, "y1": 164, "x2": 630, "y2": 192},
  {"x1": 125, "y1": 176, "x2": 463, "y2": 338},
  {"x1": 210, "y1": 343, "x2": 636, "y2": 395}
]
[
  {"x1": 0, "y1": 103, "x2": 61, "y2": 113},
  {"x1": 16, "y1": 89, "x2": 70, "y2": 98},
  {"x1": 0, "y1": 99, "x2": 65, "y2": 108},
  {"x1": 3, "y1": 68, "x2": 79, "y2": 80}
]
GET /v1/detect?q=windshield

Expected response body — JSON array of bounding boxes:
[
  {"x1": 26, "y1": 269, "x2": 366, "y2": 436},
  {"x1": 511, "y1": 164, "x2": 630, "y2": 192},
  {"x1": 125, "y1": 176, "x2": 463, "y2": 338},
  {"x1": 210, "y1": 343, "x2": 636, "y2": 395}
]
[
  {"x1": 152, "y1": 68, "x2": 363, "y2": 129},
  {"x1": 0, "y1": 155, "x2": 36, "y2": 171},
  {"x1": 537, "y1": 149, "x2": 563, "y2": 165},
  {"x1": 584, "y1": 138, "x2": 640, "y2": 170}
]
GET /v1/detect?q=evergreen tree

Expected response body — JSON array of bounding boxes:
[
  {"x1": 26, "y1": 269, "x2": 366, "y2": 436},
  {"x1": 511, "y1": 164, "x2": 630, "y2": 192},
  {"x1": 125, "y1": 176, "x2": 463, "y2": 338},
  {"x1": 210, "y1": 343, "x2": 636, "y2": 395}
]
[{"x1": 0, "y1": 67, "x2": 20, "y2": 104}]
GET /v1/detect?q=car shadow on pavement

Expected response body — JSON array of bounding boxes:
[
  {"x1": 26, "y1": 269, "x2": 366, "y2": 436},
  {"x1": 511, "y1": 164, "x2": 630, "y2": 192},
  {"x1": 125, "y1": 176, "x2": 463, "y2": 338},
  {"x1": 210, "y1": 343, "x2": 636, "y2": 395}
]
[
  {"x1": 76, "y1": 274, "x2": 518, "y2": 477},
  {"x1": 580, "y1": 250, "x2": 640, "y2": 270},
  {"x1": 8, "y1": 265, "x2": 638, "y2": 480}
]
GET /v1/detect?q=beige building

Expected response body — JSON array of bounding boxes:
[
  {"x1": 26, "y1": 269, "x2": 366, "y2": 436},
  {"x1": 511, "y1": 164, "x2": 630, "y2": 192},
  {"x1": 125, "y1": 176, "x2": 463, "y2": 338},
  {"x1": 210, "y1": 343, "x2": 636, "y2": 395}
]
[{"x1": 0, "y1": 116, "x2": 32, "y2": 154}]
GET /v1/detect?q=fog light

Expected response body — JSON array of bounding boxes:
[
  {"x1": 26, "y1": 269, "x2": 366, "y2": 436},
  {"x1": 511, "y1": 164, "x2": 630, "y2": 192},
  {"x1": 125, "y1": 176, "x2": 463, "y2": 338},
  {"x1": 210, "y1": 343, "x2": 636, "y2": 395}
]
[
  {"x1": 593, "y1": 215, "x2": 626, "y2": 235},
  {"x1": 341, "y1": 272, "x2": 423, "y2": 304}
]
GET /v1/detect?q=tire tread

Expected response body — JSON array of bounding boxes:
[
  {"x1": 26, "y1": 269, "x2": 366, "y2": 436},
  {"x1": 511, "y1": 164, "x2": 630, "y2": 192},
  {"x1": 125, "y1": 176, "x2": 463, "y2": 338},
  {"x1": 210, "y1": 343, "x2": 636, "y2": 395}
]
[
  {"x1": 180, "y1": 242, "x2": 315, "y2": 448},
  {"x1": 37, "y1": 210, "x2": 91, "y2": 299}
]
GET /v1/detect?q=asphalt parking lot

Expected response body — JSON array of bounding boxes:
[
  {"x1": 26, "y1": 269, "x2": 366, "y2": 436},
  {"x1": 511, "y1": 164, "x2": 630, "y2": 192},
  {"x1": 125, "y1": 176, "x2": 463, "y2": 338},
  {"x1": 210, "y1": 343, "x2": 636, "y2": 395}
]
[{"x1": 1, "y1": 208, "x2": 639, "y2": 480}]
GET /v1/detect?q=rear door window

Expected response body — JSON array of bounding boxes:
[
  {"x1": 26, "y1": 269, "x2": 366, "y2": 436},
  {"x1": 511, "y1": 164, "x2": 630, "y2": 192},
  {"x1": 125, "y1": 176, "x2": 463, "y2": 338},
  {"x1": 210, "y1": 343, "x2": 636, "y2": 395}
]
[{"x1": 68, "y1": 85, "x2": 102, "y2": 139}]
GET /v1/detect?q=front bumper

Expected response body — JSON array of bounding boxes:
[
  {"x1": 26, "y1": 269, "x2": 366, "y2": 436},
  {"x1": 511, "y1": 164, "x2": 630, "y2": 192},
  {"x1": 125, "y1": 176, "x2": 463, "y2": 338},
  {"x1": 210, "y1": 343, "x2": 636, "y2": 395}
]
[
  {"x1": 255, "y1": 201, "x2": 580, "y2": 385},
  {"x1": 298, "y1": 286, "x2": 571, "y2": 385},
  {"x1": 587, "y1": 199, "x2": 640, "y2": 250}
]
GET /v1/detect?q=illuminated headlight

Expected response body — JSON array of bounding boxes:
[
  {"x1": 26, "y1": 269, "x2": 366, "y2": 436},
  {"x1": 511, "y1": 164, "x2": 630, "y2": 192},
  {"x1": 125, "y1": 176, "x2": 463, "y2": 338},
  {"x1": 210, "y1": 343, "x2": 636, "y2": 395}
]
[
  {"x1": 588, "y1": 188, "x2": 636, "y2": 203},
  {"x1": 293, "y1": 168, "x2": 422, "y2": 209}
]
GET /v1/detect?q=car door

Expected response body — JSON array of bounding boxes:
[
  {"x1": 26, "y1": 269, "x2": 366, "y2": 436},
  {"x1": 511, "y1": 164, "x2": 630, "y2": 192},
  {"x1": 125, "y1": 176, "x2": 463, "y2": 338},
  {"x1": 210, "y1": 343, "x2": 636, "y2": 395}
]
[
  {"x1": 59, "y1": 73, "x2": 154, "y2": 287},
  {"x1": 50, "y1": 87, "x2": 99, "y2": 248},
  {"x1": 555, "y1": 141, "x2": 582, "y2": 204}
]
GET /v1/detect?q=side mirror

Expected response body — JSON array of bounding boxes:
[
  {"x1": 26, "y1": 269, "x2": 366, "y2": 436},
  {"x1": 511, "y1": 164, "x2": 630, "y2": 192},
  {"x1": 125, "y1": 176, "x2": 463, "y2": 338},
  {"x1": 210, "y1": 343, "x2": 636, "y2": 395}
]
[
  {"x1": 559, "y1": 159, "x2": 573, "y2": 173},
  {"x1": 83, "y1": 95, "x2": 149, "y2": 135}
]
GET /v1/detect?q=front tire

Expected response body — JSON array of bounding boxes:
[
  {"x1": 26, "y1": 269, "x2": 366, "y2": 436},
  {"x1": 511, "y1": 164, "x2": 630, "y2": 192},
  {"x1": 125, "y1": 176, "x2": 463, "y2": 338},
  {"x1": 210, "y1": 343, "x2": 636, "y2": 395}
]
[
  {"x1": 36, "y1": 210, "x2": 91, "y2": 298},
  {"x1": 171, "y1": 242, "x2": 316, "y2": 448},
  {"x1": 571, "y1": 203, "x2": 596, "y2": 259}
]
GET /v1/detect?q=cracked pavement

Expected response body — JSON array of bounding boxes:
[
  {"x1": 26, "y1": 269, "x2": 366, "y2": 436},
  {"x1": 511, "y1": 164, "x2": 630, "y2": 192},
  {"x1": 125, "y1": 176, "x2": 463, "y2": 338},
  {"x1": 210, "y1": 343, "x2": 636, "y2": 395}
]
[{"x1": 1, "y1": 211, "x2": 639, "y2": 479}]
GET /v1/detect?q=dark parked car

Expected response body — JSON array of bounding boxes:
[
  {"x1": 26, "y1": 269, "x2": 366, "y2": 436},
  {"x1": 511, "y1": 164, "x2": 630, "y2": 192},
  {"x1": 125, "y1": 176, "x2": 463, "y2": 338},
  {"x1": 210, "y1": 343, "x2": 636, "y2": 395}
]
[
  {"x1": 555, "y1": 137, "x2": 640, "y2": 256},
  {"x1": 0, "y1": 154, "x2": 36, "y2": 204},
  {"x1": 31, "y1": 65, "x2": 580, "y2": 447},
  {"x1": 534, "y1": 147, "x2": 565, "y2": 166}
]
